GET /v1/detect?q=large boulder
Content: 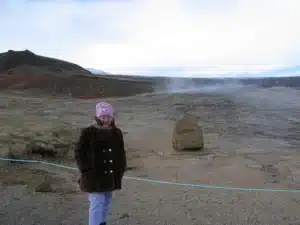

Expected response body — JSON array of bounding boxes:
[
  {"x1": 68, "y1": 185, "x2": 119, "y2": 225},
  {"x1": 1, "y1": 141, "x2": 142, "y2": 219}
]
[{"x1": 172, "y1": 114, "x2": 204, "y2": 151}]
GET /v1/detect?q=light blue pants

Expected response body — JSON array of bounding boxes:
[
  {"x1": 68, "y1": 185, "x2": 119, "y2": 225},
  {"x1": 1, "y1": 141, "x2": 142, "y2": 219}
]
[{"x1": 88, "y1": 192, "x2": 112, "y2": 225}]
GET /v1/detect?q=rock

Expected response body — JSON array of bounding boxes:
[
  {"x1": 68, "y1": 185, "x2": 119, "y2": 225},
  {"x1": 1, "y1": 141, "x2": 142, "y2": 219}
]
[
  {"x1": 29, "y1": 142, "x2": 57, "y2": 158},
  {"x1": 35, "y1": 180, "x2": 54, "y2": 193},
  {"x1": 172, "y1": 114, "x2": 204, "y2": 151}
]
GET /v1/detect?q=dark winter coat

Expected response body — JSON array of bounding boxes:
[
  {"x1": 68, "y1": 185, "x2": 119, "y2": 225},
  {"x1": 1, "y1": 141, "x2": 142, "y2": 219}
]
[{"x1": 74, "y1": 125, "x2": 127, "y2": 193}]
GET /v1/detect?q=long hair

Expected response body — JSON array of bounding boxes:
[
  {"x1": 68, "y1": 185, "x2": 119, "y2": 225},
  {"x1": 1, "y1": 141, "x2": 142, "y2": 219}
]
[{"x1": 95, "y1": 116, "x2": 117, "y2": 129}]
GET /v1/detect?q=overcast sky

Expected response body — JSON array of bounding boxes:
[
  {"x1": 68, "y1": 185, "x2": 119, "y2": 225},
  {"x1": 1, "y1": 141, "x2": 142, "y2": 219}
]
[{"x1": 1, "y1": 0, "x2": 300, "y2": 77}]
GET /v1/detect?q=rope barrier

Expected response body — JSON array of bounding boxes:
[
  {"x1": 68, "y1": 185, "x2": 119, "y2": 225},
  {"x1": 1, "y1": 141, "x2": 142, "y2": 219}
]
[{"x1": 1, "y1": 157, "x2": 300, "y2": 193}]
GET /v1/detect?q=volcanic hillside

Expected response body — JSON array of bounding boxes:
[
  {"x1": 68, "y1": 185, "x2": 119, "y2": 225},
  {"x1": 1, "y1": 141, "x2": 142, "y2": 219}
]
[{"x1": 0, "y1": 50, "x2": 154, "y2": 98}]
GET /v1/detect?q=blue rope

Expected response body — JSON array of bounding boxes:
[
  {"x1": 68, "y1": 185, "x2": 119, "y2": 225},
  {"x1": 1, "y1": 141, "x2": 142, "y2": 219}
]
[{"x1": 1, "y1": 157, "x2": 300, "y2": 193}]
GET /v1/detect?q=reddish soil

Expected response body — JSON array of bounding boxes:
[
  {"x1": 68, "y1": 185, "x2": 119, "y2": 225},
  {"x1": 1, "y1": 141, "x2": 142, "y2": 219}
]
[{"x1": 0, "y1": 69, "x2": 155, "y2": 98}]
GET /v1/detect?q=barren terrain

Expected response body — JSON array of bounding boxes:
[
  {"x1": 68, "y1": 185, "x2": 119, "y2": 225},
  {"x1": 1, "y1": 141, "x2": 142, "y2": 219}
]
[{"x1": 1, "y1": 85, "x2": 300, "y2": 225}]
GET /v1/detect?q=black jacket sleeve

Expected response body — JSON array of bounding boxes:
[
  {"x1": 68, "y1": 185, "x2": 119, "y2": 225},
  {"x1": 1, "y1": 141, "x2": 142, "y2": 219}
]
[
  {"x1": 117, "y1": 128, "x2": 127, "y2": 173},
  {"x1": 74, "y1": 128, "x2": 91, "y2": 173}
]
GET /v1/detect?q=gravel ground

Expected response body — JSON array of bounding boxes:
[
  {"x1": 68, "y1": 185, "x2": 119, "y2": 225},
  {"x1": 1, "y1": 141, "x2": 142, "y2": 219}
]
[
  {"x1": 1, "y1": 87, "x2": 300, "y2": 225},
  {"x1": 1, "y1": 175, "x2": 300, "y2": 225},
  {"x1": 1, "y1": 159, "x2": 300, "y2": 225}
]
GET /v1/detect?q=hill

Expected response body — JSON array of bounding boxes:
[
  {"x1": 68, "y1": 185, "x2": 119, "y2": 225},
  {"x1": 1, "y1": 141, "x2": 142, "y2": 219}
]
[
  {"x1": 1, "y1": 50, "x2": 299, "y2": 98},
  {"x1": 0, "y1": 50, "x2": 154, "y2": 98},
  {"x1": 0, "y1": 50, "x2": 90, "y2": 75}
]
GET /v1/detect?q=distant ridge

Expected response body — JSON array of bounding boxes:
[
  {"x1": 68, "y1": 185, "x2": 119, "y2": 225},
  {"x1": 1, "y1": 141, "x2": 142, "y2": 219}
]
[
  {"x1": 0, "y1": 49, "x2": 299, "y2": 98},
  {"x1": 0, "y1": 50, "x2": 154, "y2": 97},
  {"x1": 0, "y1": 50, "x2": 91, "y2": 75}
]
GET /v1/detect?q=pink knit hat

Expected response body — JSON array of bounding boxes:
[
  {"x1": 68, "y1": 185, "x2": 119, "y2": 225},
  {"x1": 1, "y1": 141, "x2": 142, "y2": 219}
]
[{"x1": 95, "y1": 102, "x2": 115, "y2": 117}]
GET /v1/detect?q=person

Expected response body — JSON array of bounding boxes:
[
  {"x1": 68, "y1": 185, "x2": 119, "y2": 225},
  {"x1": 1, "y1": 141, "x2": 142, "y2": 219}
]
[{"x1": 74, "y1": 102, "x2": 127, "y2": 225}]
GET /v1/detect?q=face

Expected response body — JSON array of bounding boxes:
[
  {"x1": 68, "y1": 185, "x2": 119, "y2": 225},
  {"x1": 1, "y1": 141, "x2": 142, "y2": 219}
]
[{"x1": 98, "y1": 115, "x2": 113, "y2": 127}]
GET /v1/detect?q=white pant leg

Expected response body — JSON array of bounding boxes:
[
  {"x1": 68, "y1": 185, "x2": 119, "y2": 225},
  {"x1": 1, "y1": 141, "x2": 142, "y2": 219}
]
[
  {"x1": 88, "y1": 193, "x2": 106, "y2": 225},
  {"x1": 102, "y1": 192, "x2": 113, "y2": 222}
]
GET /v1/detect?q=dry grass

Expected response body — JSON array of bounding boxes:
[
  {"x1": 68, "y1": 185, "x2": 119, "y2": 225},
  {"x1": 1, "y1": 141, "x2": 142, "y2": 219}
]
[{"x1": 0, "y1": 163, "x2": 79, "y2": 194}]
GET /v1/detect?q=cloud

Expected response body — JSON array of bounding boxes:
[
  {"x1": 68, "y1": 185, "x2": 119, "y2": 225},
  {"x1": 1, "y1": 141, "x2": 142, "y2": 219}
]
[{"x1": 1, "y1": 0, "x2": 300, "y2": 76}]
